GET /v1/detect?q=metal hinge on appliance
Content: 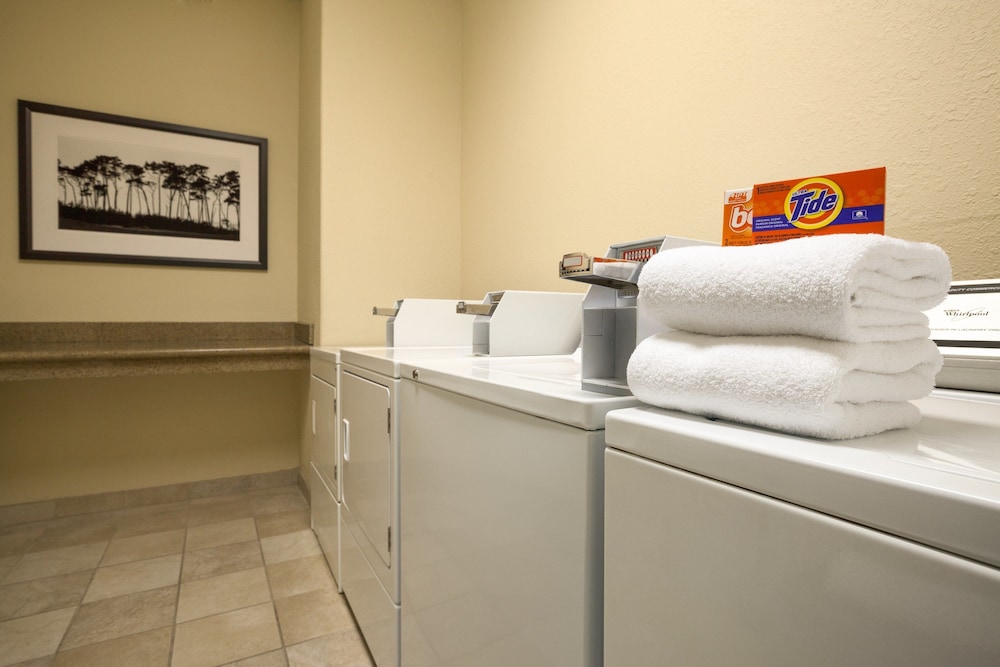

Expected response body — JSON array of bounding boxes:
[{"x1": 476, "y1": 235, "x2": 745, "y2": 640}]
[
  {"x1": 387, "y1": 527, "x2": 392, "y2": 551},
  {"x1": 387, "y1": 408, "x2": 391, "y2": 433}
]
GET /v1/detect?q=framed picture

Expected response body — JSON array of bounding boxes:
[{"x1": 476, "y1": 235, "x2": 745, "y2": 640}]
[{"x1": 18, "y1": 100, "x2": 267, "y2": 270}]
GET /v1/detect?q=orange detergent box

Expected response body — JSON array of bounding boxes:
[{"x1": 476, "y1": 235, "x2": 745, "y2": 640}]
[{"x1": 723, "y1": 167, "x2": 885, "y2": 245}]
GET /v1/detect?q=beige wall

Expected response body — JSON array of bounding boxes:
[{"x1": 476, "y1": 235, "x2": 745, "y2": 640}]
[
  {"x1": 461, "y1": 0, "x2": 1000, "y2": 297},
  {"x1": 317, "y1": 0, "x2": 463, "y2": 347},
  {"x1": 0, "y1": 0, "x2": 301, "y2": 322},
  {"x1": 298, "y1": 0, "x2": 323, "y2": 476},
  {"x1": 299, "y1": 0, "x2": 323, "y2": 344},
  {"x1": 0, "y1": 0, "x2": 304, "y2": 504},
  {"x1": 0, "y1": 371, "x2": 305, "y2": 507}
]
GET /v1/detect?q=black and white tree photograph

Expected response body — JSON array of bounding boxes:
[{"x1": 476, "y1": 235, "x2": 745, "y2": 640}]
[
  {"x1": 19, "y1": 100, "x2": 267, "y2": 270},
  {"x1": 57, "y1": 137, "x2": 242, "y2": 241}
]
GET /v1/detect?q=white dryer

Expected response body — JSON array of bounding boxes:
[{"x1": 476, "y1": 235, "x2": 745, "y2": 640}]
[
  {"x1": 309, "y1": 347, "x2": 342, "y2": 589},
  {"x1": 603, "y1": 389, "x2": 1000, "y2": 666},
  {"x1": 397, "y1": 354, "x2": 638, "y2": 666}
]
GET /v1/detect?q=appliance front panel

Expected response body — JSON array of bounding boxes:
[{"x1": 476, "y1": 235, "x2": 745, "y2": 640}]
[
  {"x1": 341, "y1": 370, "x2": 393, "y2": 570},
  {"x1": 604, "y1": 448, "x2": 1000, "y2": 666},
  {"x1": 310, "y1": 462, "x2": 340, "y2": 591},
  {"x1": 399, "y1": 378, "x2": 603, "y2": 666},
  {"x1": 341, "y1": 504, "x2": 400, "y2": 667},
  {"x1": 310, "y1": 375, "x2": 339, "y2": 499}
]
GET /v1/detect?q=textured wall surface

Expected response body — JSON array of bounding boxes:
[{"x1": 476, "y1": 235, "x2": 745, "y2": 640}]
[
  {"x1": 461, "y1": 0, "x2": 1000, "y2": 295},
  {"x1": 0, "y1": 0, "x2": 301, "y2": 321}
]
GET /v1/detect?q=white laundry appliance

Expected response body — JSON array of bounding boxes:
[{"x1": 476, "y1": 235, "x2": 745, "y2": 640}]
[
  {"x1": 379, "y1": 236, "x2": 710, "y2": 666},
  {"x1": 397, "y1": 354, "x2": 638, "y2": 666},
  {"x1": 603, "y1": 389, "x2": 1000, "y2": 666},
  {"x1": 311, "y1": 299, "x2": 475, "y2": 601},
  {"x1": 926, "y1": 279, "x2": 1000, "y2": 393},
  {"x1": 338, "y1": 291, "x2": 587, "y2": 667},
  {"x1": 309, "y1": 347, "x2": 342, "y2": 589},
  {"x1": 339, "y1": 346, "x2": 476, "y2": 667},
  {"x1": 455, "y1": 290, "x2": 584, "y2": 356}
]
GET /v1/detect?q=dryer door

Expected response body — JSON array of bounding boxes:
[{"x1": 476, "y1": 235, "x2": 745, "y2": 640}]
[
  {"x1": 310, "y1": 375, "x2": 339, "y2": 499},
  {"x1": 341, "y1": 370, "x2": 392, "y2": 568}
]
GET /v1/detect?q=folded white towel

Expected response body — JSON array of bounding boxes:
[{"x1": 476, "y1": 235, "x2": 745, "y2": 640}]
[
  {"x1": 626, "y1": 331, "x2": 943, "y2": 439},
  {"x1": 638, "y1": 234, "x2": 952, "y2": 343}
]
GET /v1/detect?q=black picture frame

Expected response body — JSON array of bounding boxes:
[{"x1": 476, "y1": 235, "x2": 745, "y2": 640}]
[{"x1": 18, "y1": 100, "x2": 267, "y2": 270}]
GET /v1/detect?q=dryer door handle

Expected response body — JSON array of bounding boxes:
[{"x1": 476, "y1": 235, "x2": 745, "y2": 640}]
[{"x1": 342, "y1": 418, "x2": 350, "y2": 462}]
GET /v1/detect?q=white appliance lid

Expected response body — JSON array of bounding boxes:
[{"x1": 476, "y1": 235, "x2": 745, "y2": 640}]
[
  {"x1": 310, "y1": 346, "x2": 341, "y2": 364},
  {"x1": 401, "y1": 354, "x2": 638, "y2": 430},
  {"x1": 605, "y1": 389, "x2": 1000, "y2": 569},
  {"x1": 340, "y1": 346, "x2": 473, "y2": 378}
]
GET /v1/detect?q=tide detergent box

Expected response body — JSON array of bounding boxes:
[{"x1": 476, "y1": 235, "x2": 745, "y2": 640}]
[{"x1": 723, "y1": 167, "x2": 885, "y2": 246}]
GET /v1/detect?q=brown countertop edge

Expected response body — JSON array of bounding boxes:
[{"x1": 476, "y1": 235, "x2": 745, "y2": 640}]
[{"x1": 0, "y1": 322, "x2": 313, "y2": 381}]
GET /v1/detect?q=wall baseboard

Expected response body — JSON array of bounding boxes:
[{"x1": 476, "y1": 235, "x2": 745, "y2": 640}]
[{"x1": 0, "y1": 468, "x2": 302, "y2": 528}]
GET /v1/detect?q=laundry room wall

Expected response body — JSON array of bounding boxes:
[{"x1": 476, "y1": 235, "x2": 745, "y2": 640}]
[
  {"x1": 309, "y1": 0, "x2": 464, "y2": 347},
  {"x1": 0, "y1": 0, "x2": 304, "y2": 505},
  {"x1": 460, "y1": 0, "x2": 1000, "y2": 296},
  {"x1": 0, "y1": 0, "x2": 301, "y2": 322}
]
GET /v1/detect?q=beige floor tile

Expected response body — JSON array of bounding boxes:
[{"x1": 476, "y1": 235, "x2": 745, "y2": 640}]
[
  {"x1": 5, "y1": 656, "x2": 54, "y2": 667},
  {"x1": 187, "y1": 499, "x2": 255, "y2": 528},
  {"x1": 191, "y1": 477, "x2": 253, "y2": 500},
  {"x1": 101, "y1": 528, "x2": 185, "y2": 566},
  {"x1": 190, "y1": 491, "x2": 250, "y2": 508},
  {"x1": 0, "y1": 556, "x2": 19, "y2": 583},
  {"x1": 0, "y1": 571, "x2": 92, "y2": 621},
  {"x1": 255, "y1": 509, "x2": 311, "y2": 539},
  {"x1": 125, "y1": 483, "x2": 191, "y2": 508},
  {"x1": 0, "y1": 501, "x2": 54, "y2": 530},
  {"x1": 0, "y1": 607, "x2": 76, "y2": 667},
  {"x1": 177, "y1": 567, "x2": 272, "y2": 623},
  {"x1": 0, "y1": 500, "x2": 56, "y2": 527},
  {"x1": 187, "y1": 517, "x2": 258, "y2": 552},
  {"x1": 266, "y1": 555, "x2": 335, "y2": 600},
  {"x1": 83, "y1": 553, "x2": 181, "y2": 603},
  {"x1": 54, "y1": 491, "x2": 128, "y2": 518},
  {"x1": 61, "y1": 586, "x2": 177, "y2": 650},
  {"x1": 52, "y1": 626, "x2": 171, "y2": 667},
  {"x1": 3, "y1": 542, "x2": 106, "y2": 584},
  {"x1": 0, "y1": 526, "x2": 43, "y2": 558},
  {"x1": 247, "y1": 470, "x2": 299, "y2": 493},
  {"x1": 115, "y1": 508, "x2": 189, "y2": 538},
  {"x1": 0, "y1": 484, "x2": 347, "y2": 667},
  {"x1": 182, "y1": 540, "x2": 263, "y2": 583},
  {"x1": 172, "y1": 603, "x2": 282, "y2": 667},
  {"x1": 252, "y1": 489, "x2": 308, "y2": 517},
  {"x1": 274, "y1": 588, "x2": 355, "y2": 646},
  {"x1": 30, "y1": 514, "x2": 120, "y2": 552},
  {"x1": 284, "y1": 630, "x2": 374, "y2": 667},
  {"x1": 122, "y1": 499, "x2": 189, "y2": 517},
  {"x1": 260, "y1": 530, "x2": 321, "y2": 565},
  {"x1": 221, "y1": 649, "x2": 288, "y2": 666}
]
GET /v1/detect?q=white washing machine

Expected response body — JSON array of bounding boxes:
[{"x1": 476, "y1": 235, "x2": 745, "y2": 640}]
[
  {"x1": 339, "y1": 346, "x2": 477, "y2": 667},
  {"x1": 603, "y1": 388, "x2": 1000, "y2": 666},
  {"x1": 397, "y1": 354, "x2": 638, "y2": 666},
  {"x1": 310, "y1": 347, "x2": 342, "y2": 590},
  {"x1": 311, "y1": 297, "x2": 477, "y2": 653},
  {"x1": 337, "y1": 291, "x2": 588, "y2": 666}
]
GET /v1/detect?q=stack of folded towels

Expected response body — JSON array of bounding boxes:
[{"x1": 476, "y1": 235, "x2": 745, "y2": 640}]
[{"x1": 627, "y1": 234, "x2": 952, "y2": 439}]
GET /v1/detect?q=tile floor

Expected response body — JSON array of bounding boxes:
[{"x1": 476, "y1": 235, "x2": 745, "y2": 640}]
[{"x1": 0, "y1": 485, "x2": 375, "y2": 667}]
